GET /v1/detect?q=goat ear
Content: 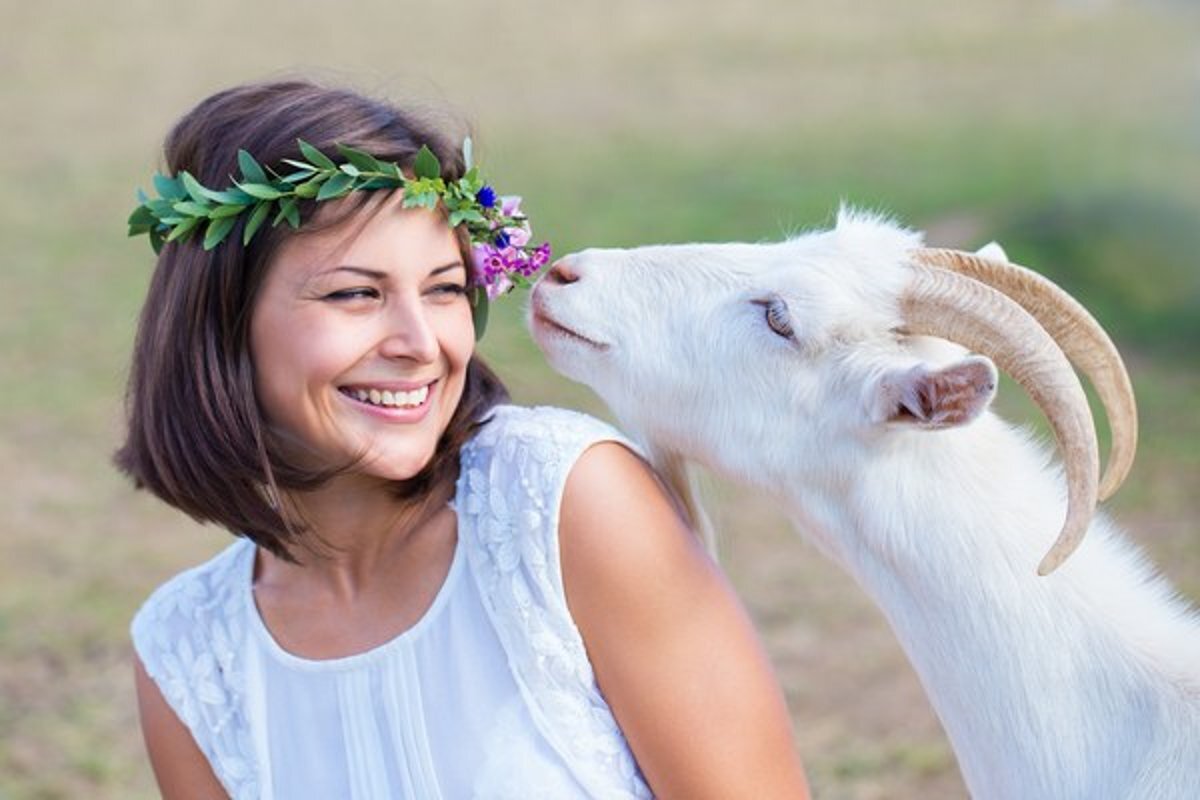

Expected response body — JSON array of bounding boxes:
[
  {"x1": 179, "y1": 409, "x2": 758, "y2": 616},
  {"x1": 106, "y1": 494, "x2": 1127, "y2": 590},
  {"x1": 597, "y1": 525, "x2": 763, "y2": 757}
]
[
  {"x1": 873, "y1": 356, "x2": 998, "y2": 429},
  {"x1": 975, "y1": 240, "x2": 1008, "y2": 262}
]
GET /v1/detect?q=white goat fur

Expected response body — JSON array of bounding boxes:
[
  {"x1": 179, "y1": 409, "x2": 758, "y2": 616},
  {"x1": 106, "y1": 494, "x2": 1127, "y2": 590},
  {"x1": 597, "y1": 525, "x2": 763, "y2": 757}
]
[{"x1": 531, "y1": 209, "x2": 1200, "y2": 799}]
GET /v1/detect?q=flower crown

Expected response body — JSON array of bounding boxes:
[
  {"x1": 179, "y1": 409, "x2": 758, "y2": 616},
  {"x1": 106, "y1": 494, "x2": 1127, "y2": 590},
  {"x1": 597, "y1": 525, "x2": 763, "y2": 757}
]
[{"x1": 127, "y1": 138, "x2": 550, "y2": 337}]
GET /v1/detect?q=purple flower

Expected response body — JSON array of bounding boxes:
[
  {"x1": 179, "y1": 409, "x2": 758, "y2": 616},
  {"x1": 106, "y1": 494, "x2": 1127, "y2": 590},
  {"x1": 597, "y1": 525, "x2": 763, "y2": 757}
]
[
  {"x1": 471, "y1": 244, "x2": 492, "y2": 282},
  {"x1": 476, "y1": 186, "x2": 497, "y2": 209},
  {"x1": 530, "y1": 242, "x2": 552, "y2": 270}
]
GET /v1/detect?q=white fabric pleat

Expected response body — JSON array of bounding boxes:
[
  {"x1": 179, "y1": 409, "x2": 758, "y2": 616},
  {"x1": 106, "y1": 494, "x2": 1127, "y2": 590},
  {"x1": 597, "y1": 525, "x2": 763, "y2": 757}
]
[
  {"x1": 337, "y1": 670, "x2": 391, "y2": 799},
  {"x1": 383, "y1": 649, "x2": 443, "y2": 800}
]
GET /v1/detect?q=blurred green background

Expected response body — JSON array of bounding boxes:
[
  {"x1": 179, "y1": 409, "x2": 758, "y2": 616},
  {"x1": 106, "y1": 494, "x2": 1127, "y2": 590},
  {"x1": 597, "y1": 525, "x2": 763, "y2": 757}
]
[{"x1": 1, "y1": 1, "x2": 1197, "y2": 798}]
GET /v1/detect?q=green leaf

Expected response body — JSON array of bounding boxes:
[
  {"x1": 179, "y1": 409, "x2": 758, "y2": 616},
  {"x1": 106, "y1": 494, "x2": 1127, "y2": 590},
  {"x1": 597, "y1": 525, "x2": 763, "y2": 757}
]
[
  {"x1": 209, "y1": 204, "x2": 247, "y2": 219},
  {"x1": 153, "y1": 173, "x2": 186, "y2": 200},
  {"x1": 413, "y1": 145, "x2": 441, "y2": 180},
  {"x1": 238, "y1": 150, "x2": 268, "y2": 183},
  {"x1": 166, "y1": 215, "x2": 202, "y2": 243},
  {"x1": 336, "y1": 144, "x2": 383, "y2": 173},
  {"x1": 127, "y1": 205, "x2": 156, "y2": 227},
  {"x1": 173, "y1": 200, "x2": 211, "y2": 218},
  {"x1": 294, "y1": 180, "x2": 320, "y2": 199},
  {"x1": 359, "y1": 176, "x2": 404, "y2": 190},
  {"x1": 180, "y1": 172, "x2": 212, "y2": 205},
  {"x1": 243, "y1": 201, "x2": 271, "y2": 244},
  {"x1": 316, "y1": 172, "x2": 354, "y2": 200},
  {"x1": 147, "y1": 198, "x2": 176, "y2": 217},
  {"x1": 203, "y1": 215, "x2": 237, "y2": 250},
  {"x1": 272, "y1": 197, "x2": 300, "y2": 228},
  {"x1": 204, "y1": 187, "x2": 254, "y2": 205},
  {"x1": 401, "y1": 184, "x2": 439, "y2": 209},
  {"x1": 150, "y1": 228, "x2": 165, "y2": 254},
  {"x1": 339, "y1": 163, "x2": 361, "y2": 177},
  {"x1": 281, "y1": 158, "x2": 319, "y2": 174},
  {"x1": 470, "y1": 287, "x2": 489, "y2": 340},
  {"x1": 236, "y1": 182, "x2": 285, "y2": 200},
  {"x1": 297, "y1": 139, "x2": 336, "y2": 170}
]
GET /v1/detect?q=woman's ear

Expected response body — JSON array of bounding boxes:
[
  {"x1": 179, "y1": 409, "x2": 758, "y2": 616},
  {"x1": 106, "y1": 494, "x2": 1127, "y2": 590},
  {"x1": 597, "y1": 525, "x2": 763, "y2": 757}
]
[{"x1": 871, "y1": 356, "x2": 998, "y2": 429}]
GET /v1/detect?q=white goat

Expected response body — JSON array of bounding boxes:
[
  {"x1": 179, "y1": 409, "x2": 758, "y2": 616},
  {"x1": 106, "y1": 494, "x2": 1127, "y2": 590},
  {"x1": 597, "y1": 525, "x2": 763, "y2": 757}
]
[{"x1": 529, "y1": 209, "x2": 1200, "y2": 799}]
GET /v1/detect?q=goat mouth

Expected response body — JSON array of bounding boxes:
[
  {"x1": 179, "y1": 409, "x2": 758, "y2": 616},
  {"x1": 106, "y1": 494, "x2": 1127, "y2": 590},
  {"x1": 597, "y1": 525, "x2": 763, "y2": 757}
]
[{"x1": 532, "y1": 309, "x2": 609, "y2": 351}]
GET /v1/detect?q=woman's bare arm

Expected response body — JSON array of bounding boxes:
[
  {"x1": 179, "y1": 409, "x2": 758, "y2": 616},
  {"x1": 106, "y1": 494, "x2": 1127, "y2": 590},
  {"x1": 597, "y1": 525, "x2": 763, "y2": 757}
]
[
  {"x1": 560, "y1": 442, "x2": 811, "y2": 799},
  {"x1": 134, "y1": 656, "x2": 229, "y2": 799}
]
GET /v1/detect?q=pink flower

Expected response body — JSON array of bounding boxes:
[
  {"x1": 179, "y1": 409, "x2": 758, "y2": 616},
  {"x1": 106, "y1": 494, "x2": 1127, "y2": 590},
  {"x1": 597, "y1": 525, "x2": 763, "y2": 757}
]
[
  {"x1": 486, "y1": 272, "x2": 513, "y2": 300},
  {"x1": 503, "y1": 224, "x2": 531, "y2": 248},
  {"x1": 500, "y1": 195, "x2": 523, "y2": 217}
]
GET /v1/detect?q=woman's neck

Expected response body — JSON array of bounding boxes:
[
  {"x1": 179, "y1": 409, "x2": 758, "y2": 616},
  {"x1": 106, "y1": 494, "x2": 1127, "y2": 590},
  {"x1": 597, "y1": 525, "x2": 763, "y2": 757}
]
[{"x1": 263, "y1": 474, "x2": 454, "y2": 599}]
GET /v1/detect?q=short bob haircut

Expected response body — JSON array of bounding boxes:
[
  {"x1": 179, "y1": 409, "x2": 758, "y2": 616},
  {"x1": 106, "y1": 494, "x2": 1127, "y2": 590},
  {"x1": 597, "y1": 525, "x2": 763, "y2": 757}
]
[{"x1": 115, "y1": 79, "x2": 508, "y2": 560}]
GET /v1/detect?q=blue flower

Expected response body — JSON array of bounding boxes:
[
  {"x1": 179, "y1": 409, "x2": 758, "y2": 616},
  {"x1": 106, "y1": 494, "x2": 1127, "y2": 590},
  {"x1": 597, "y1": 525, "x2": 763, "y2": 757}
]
[
  {"x1": 476, "y1": 185, "x2": 497, "y2": 208},
  {"x1": 493, "y1": 230, "x2": 511, "y2": 248}
]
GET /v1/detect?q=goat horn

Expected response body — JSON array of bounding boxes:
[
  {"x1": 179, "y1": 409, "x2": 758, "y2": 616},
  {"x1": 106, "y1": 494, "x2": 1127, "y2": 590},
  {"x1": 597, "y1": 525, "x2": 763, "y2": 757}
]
[
  {"x1": 901, "y1": 263, "x2": 1099, "y2": 575},
  {"x1": 913, "y1": 248, "x2": 1137, "y2": 501}
]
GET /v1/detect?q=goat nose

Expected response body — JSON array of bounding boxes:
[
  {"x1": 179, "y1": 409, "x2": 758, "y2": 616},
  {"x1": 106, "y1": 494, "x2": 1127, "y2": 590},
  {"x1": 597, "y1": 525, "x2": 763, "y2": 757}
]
[{"x1": 544, "y1": 259, "x2": 580, "y2": 285}]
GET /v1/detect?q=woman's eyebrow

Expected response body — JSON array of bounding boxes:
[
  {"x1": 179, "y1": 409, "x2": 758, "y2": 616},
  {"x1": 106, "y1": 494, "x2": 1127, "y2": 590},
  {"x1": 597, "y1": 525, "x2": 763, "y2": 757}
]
[
  {"x1": 326, "y1": 266, "x2": 388, "y2": 280},
  {"x1": 429, "y1": 261, "x2": 466, "y2": 278},
  {"x1": 321, "y1": 262, "x2": 465, "y2": 280}
]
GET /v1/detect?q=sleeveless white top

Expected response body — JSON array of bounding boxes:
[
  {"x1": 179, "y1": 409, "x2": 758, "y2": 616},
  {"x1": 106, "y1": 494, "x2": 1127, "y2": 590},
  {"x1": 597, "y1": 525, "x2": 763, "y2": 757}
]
[{"x1": 131, "y1": 406, "x2": 654, "y2": 799}]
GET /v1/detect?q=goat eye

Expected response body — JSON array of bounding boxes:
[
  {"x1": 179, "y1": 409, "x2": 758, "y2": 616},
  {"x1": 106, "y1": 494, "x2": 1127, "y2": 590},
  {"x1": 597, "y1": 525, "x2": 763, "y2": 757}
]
[{"x1": 762, "y1": 296, "x2": 794, "y2": 339}]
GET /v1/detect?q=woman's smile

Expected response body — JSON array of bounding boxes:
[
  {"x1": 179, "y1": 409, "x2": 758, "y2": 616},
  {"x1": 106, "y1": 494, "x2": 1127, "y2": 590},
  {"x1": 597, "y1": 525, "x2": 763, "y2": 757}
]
[{"x1": 337, "y1": 379, "x2": 437, "y2": 420}]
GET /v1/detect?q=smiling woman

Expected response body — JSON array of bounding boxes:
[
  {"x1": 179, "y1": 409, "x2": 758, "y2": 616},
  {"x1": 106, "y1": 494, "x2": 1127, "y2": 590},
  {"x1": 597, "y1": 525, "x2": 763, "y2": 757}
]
[
  {"x1": 116, "y1": 79, "x2": 810, "y2": 799},
  {"x1": 250, "y1": 196, "x2": 475, "y2": 484}
]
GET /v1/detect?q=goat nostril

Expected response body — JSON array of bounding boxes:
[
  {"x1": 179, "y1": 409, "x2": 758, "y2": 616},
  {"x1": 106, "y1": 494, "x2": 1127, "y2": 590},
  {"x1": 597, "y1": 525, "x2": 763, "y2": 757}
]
[{"x1": 546, "y1": 260, "x2": 580, "y2": 285}]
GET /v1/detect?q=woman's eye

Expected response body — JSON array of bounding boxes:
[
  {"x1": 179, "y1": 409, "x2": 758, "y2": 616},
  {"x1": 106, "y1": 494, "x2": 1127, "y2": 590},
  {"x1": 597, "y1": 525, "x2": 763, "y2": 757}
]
[
  {"x1": 429, "y1": 283, "x2": 468, "y2": 297},
  {"x1": 325, "y1": 287, "x2": 379, "y2": 301}
]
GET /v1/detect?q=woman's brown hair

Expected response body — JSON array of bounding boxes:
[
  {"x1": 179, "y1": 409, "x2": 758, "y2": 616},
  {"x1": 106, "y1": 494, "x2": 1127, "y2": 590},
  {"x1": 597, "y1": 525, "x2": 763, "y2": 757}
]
[{"x1": 115, "y1": 79, "x2": 508, "y2": 560}]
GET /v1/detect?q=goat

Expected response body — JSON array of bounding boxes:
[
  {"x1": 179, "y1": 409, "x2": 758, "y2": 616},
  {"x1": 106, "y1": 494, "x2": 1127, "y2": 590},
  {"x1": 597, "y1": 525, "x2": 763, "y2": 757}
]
[{"x1": 528, "y1": 208, "x2": 1200, "y2": 799}]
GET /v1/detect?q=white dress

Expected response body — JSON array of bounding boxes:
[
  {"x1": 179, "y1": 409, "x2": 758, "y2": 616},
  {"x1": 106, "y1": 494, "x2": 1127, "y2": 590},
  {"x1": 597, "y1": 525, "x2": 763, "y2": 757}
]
[{"x1": 131, "y1": 405, "x2": 654, "y2": 799}]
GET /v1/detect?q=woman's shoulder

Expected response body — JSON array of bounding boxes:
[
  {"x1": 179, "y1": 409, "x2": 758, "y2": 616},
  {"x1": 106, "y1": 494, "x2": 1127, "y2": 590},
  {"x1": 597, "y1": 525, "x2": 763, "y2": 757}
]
[
  {"x1": 468, "y1": 403, "x2": 635, "y2": 453},
  {"x1": 130, "y1": 539, "x2": 252, "y2": 654},
  {"x1": 129, "y1": 539, "x2": 258, "y2": 798}
]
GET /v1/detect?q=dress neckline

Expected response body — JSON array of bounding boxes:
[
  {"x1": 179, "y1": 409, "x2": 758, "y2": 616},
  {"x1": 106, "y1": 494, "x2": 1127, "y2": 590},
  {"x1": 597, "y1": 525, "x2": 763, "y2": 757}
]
[{"x1": 241, "y1": 503, "x2": 465, "y2": 672}]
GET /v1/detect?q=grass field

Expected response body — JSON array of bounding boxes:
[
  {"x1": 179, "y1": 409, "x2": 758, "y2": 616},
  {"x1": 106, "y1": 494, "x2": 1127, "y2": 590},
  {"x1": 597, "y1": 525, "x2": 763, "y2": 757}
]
[{"x1": 1, "y1": 1, "x2": 1198, "y2": 797}]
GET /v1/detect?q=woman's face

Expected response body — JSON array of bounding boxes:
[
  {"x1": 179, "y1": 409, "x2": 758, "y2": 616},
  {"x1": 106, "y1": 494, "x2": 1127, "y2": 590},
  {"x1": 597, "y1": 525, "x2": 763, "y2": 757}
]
[{"x1": 250, "y1": 193, "x2": 475, "y2": 482}]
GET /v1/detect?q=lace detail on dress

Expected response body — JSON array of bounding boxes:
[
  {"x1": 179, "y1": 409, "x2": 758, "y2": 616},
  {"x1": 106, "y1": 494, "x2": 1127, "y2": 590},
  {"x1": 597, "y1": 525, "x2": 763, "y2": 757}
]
[
  {"x1": 131, "y1": 541, "x2": 258, "y2": 799},
  {"x1": 458, "y1": 405, "x2": 654, "y2": 799}
]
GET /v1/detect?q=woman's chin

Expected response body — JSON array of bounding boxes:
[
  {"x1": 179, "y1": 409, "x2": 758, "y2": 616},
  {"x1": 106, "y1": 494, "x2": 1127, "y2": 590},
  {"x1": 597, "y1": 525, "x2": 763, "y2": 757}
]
[{"x1": 355, "y1": 448, "x2": 437, "y2": 483}]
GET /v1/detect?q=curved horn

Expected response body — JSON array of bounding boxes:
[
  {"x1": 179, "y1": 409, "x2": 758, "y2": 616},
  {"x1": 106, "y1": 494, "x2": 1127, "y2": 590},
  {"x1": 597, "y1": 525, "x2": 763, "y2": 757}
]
[
  {"x1": 913, "y1": 248, "x2": 1137, "y2": 501},
  {"x1": 902, "y1": 264, "x2": 1099, "y2": 575}
]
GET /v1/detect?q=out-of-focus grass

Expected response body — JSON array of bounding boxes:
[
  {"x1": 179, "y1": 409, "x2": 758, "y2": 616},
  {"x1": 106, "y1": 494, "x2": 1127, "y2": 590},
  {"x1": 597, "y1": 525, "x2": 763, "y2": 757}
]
[{"x1": 2, "y1": 1, "x2": 1197, "y2": 798}]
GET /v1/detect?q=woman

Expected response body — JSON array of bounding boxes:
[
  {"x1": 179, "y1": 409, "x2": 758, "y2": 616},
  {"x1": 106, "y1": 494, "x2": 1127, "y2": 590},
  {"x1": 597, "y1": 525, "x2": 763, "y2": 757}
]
[{"x1": 119, "y1": 79, "x2": 810, "y2": 799}]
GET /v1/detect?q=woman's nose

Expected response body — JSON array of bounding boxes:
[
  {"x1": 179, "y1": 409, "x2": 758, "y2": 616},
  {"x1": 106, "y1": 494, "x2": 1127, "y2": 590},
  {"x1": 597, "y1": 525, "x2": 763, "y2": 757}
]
[{"x1": 378, "y1": 300, "x2": 439, "y2": 363}]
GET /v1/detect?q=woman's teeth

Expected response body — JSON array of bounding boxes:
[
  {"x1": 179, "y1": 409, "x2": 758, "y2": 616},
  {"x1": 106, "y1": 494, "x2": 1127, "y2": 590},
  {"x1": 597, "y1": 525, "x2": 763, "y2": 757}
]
[{"x1": 347, "y1": 385, "x2": 429, "y2": 409}]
